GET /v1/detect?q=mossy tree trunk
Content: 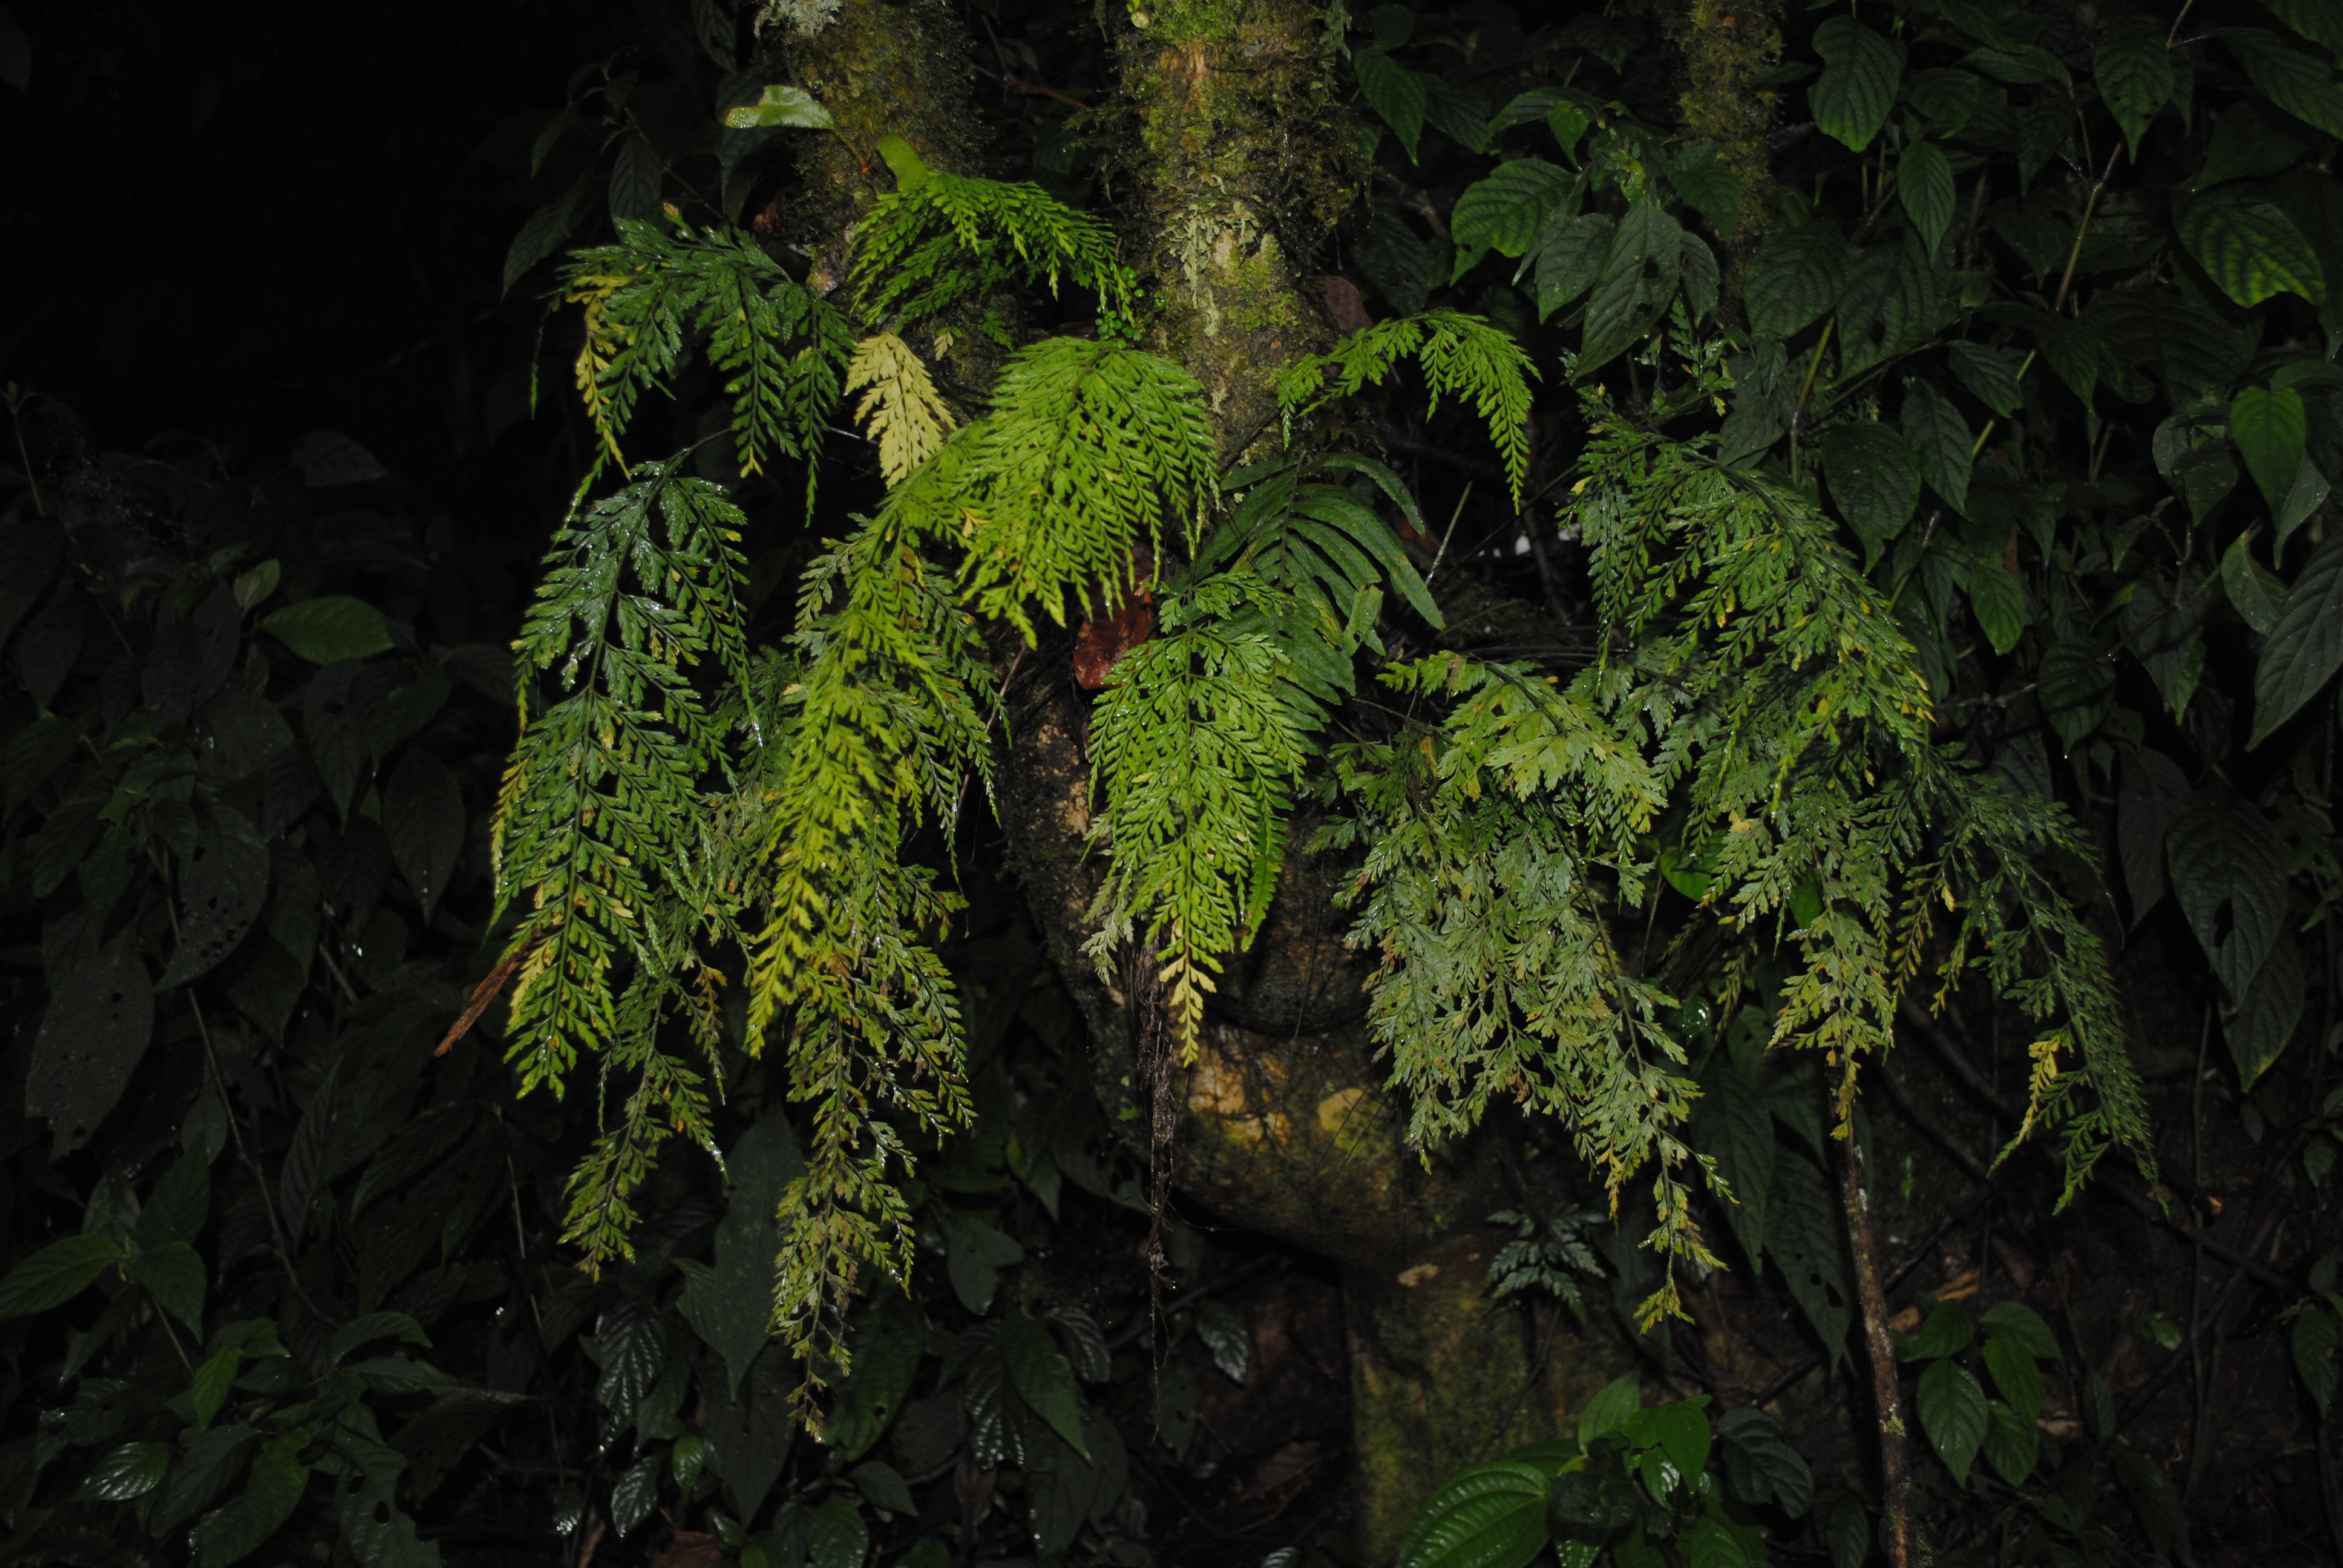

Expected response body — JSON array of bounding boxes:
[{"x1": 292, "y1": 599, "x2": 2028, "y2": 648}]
[{"x1": 774, "y1": 0, "x2": 1639, "y2": 1551}]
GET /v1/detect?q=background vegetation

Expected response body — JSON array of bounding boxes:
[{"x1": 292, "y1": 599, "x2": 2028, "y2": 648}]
[{"x1": 1, "y1": 0, "x2": 2341, "y2": 1564}]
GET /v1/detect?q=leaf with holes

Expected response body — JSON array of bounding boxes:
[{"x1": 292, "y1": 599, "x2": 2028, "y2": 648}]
[
  {"x1": 2166, "y1": 789, "x2": 2289, "y2": 993},
  {"x1": 26, "y1": 938, "x2": 153, "y2": 1157},
  {"x1": 2253, "y1": 530, "x2": 2343, "y2": 745},
  {"x1": 158, "y1": 806, "x2": 270, "y2": 989},
  {"x1": 1811, "y1": 18, "x2": 1902, "y2": 151}
]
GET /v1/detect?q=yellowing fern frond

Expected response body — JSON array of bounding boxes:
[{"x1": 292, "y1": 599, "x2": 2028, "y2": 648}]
[{"x1": 845, "y1": 332, "x2": 957, "y2": 487}]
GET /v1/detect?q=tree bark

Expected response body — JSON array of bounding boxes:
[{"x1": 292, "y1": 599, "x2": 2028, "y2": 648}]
[
  {"x1": 774, "y1": 0, "x2": 1639, "y2": 1549},
  {"x1": 1843, "y1": 1133, "x2": 1921, "y2": 1568}
]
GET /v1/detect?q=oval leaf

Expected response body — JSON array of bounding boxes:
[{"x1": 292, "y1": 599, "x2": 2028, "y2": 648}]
[
  {"x1": 260, "y1": 596, "x2": 393, "y2": 665},
  {"x1": 2253, "y1": 529, "x2": 2343, "y2": 745},
  {"x1": 1812, "y1": 18, "x2": 1902, "y2": 151},
  {"x1": 1916, "y1": 1359, "x2": 1990, "y2": 1486}
]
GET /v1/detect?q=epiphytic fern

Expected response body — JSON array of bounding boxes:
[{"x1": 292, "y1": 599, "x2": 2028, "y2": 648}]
[
  {"x1": 1327, "y1": 355, "x2": 2155, "y2": 1325},
  {"x1": 563, "y1": 218, "x2": 854, "y2": 494},
  {"x1": 491, "y1": 462, "x2": 753, "y2": 1263},
  {"x1": 845, "y1": 330, "x2": 959, "y2": 487},
  {"x1": 1276, "y1": 310, "x2": 1539, "y2": 501},
  {"x1": 1083, "y1": 575, "x2": 1314, "y2": 1055},
  {"x1": 956, "y1": 337, "x2": 1218, "y2": 637},
  {"x1": 850, "y1": 137, "x2": 1135, "y2": 340}
]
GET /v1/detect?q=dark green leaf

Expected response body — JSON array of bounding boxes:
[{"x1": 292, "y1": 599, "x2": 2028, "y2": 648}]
[
  {"x1": 503, "y1": 172, "x2": 594, "y2": 296},
  {"x1": 26, "y1": 938, "x2": 153, "y2": 1157},
  {"x1": 2114, "y1": 1448, "x2": 2191, "y2": 1559},
  {"x1": 1193, "y1": 1298, "x2": 1251, "y2": 1383},
  {"x1": 260, "y1": 596, "x2": 392, "y2": 665},
  {"x1": 1821, "y1": 422, "x2": 1922, "y2": 561},
  {"x1": 0, "y1": 514, "x2": 64, "y2": 647},
  {"x1": 692, "y1": 0, "x2": 736, "y2": 70},
  {"x1": 1898, "y1": 140, "x2": 1955, "y2": 256},
  {"x1": 192, "y1": 1431, "x2": 307, "y2": 1568},
  {"x1": 609, "y1": 134, "x2": 664, "y2": 224},
  {"x1": 1825, "y1": 1493, "x2": 1871, "y2": 1568},
  {"x1": 2040, "y1": 632, "x2": 2115, "y2": 753},
  {"x1": 1395, "y1": 1459, "x2": 1550, "y2": 1568},
  {"x1": 945, "y1": 1214, "x2": 1025, "y2": 1313},
  {"x1": 591, "y1": 1298, "x2": 667, "y2": 1429},
  {"x1": 1947, "y1": 341, "x2": 2023, "y2": 417},
  {"x1": 1536, "y1": 212, "x2": 1615, "y2": 321},
  {"x1": 2221, "y1": 27, "x2": 2343, "y2": 137},
  {"x1": 680, "y1": 1110, "x2": 805, "y2": 1397},
  {"x1": 611, "y1": 1450, "x2": 660, "y2": 1536},
  {"x1": 1356, "y1": 48, "x2": 1426, "y2": 162},
  {"x1": 2117, "y1": 748, "x2": 2191, "y2": 922},
  {"x1": 1452, "y1": 158, "x2": 1575, "y2": 257},
  {"x1": 383, "y1": 750, "x2": 463, "y2": 923},
  {"x1": 136, "y1": 1241, "x2": 206, "y2": 1334},
  {"x1": 1811, "y1": 17, "x2": 1902, "y2": 151},
  {"x1": 2097, "y1": 30, "x2": 2172, "y2": 158},
  {"x1": 151, "y1": 1425, "x2": 260, "y2": 1540},
  {"x1": 1000, "y1": 1309, "x2": 1088, "y2": 1459},
  {"x1": 2233, "y1": 386, "x2": 2309, "y2": 514},
  {"x1": 1902, "y1": 379, "x2": 1972, "y2": 512},
  {"x1": 1577, "y1": 1370, "x2": 1641, "y2": 1449},
  {"x1": 704, "y1": 1345, "x2": 795, "y2": 1520},
  {"x1": 2222, "y1": 531, "x2": 2292, "y2": 635},
  {"x1": 1746, "y1": 224, "x2": 1850, "y2": 339},
  {"x1": 1716, "y1": 1408, "x2": 1812, "y2": 1517},
  {"x1": 2253, "y1": 530, "x2": 2343, "y2": 745},
  {"x1": 330, "y1": 1311, "x2": 431, "y2": 1364},
  {"x1": 1578, "y1": 203, "x2": 1682, "y2": 370},
  {"x1": 825, "y1": 1289, "x2": 921, "y2": 1462},
  {"x1": 2225, "y1": 935, "x2": 2304, "y2": 1087},
  {"x1": 1693, "y1": 1065, "x2": 1773, "y2": 1266},
  {"x1": 289, "y1": 430, "x2": 388, "y2": 487},
  {"x1": 808, "y1": 1492, "x2": 868, "y2": 1568},
  {"x1": 19, "y1": 584, "x2": 84, "y2": 708},
  {"x1": 1899, "y1": 1298, "x2": 1974, "y2": 1361},
  {"x1": 1766, "y1": 1152, "x2": 1852, "y2": 1364},
  {"x1": 1979, "y1": 1399, "x2": 2038, "y2": 1487},
  {"x1": 160, "y1": 806, "x2": 270, "y2": 988},
  {"x1": 1981, "y1": 1302, "x2": 2060, "y2": 1360},
  {"x1": 2292, "y1": 1302, "x2": 2340, "y2": 1412},
  {"x1": 79, "y1": 1440, "x2": 169, "y2": 1503},
  {"x1": 1983, "y1": 1336, "x2": 2042, "y2": 1421},
  {"x1": 2166, "y1": 789, "x2": 2289, "y2": 993},
  {"x1": 1666, "y1": 143, "x2": 1742, "y2": 238},
  {"x1": 1916, "y1": 1359, "x2": 1989, "y2": 1486},
  {"x1": 2179, "y1": 197, "x2": 2327, "y2": 307},
  {"x1": 0, "y1": 1232, "x2": 122, "y2": 1318}
]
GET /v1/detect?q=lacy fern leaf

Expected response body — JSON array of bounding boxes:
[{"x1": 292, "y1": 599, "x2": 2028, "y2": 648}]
[{"x1": 846, "y1": 331, "x2": 958, "y2": 487}]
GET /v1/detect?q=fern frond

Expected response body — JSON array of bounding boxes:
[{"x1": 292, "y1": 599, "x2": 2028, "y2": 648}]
[
  {"x1": 850, "y1": 169, "x2": 1133, "y2": 338},
  {"x1": 488, "y1": 463, "x2": 752, "y2": 1267},
  {"x1": 958, "y1": 338, "x2": 1217, "y2": 638},
  {"x1": 738, "y1": 505, "x2": 995, "y2": 1385},
  {"x1": 1084, "y1": 574, "x2": 1312, "y2": 1057},
  {"x1": 845, "y1": 331, "x2": 958, "y2": 487},
  {"x1": 559, "y1": 219, "x2": 853, "y2": 498},
  {"x1": 1276, "y1": 311, "x2": 1539, "y2": 503}
]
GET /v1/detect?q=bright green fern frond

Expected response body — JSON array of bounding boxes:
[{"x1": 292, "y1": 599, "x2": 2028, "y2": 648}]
[
  {"x1": 959, "y1": 337, "x2": 1217, "y2": 638},
  {"x1": 738, "y1": 506, "x2": 995, "y2": 1389},
  {"x1": 850, "y1": 169, "x2": 1133, "y2": 339},
  {"x1": 1276, "y1": 311, "x2": 1539, "y2": 503},
  {"x1": 1084, "y1": 574, "x2": 1312, "y2": 1057}
]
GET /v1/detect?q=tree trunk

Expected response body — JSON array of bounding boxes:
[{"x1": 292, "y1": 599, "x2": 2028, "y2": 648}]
[
  {"x1": 997, "y1": 656, "x2": 1627, "y2": 1558},
  {"x1": 780, "y1": 0, "x2": 1639, "y2": 1549}
]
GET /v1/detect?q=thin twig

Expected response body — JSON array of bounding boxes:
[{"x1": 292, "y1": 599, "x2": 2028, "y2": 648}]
[{"x1": 189, "y1": 1000, "x2": 330, "y2": 1322}]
